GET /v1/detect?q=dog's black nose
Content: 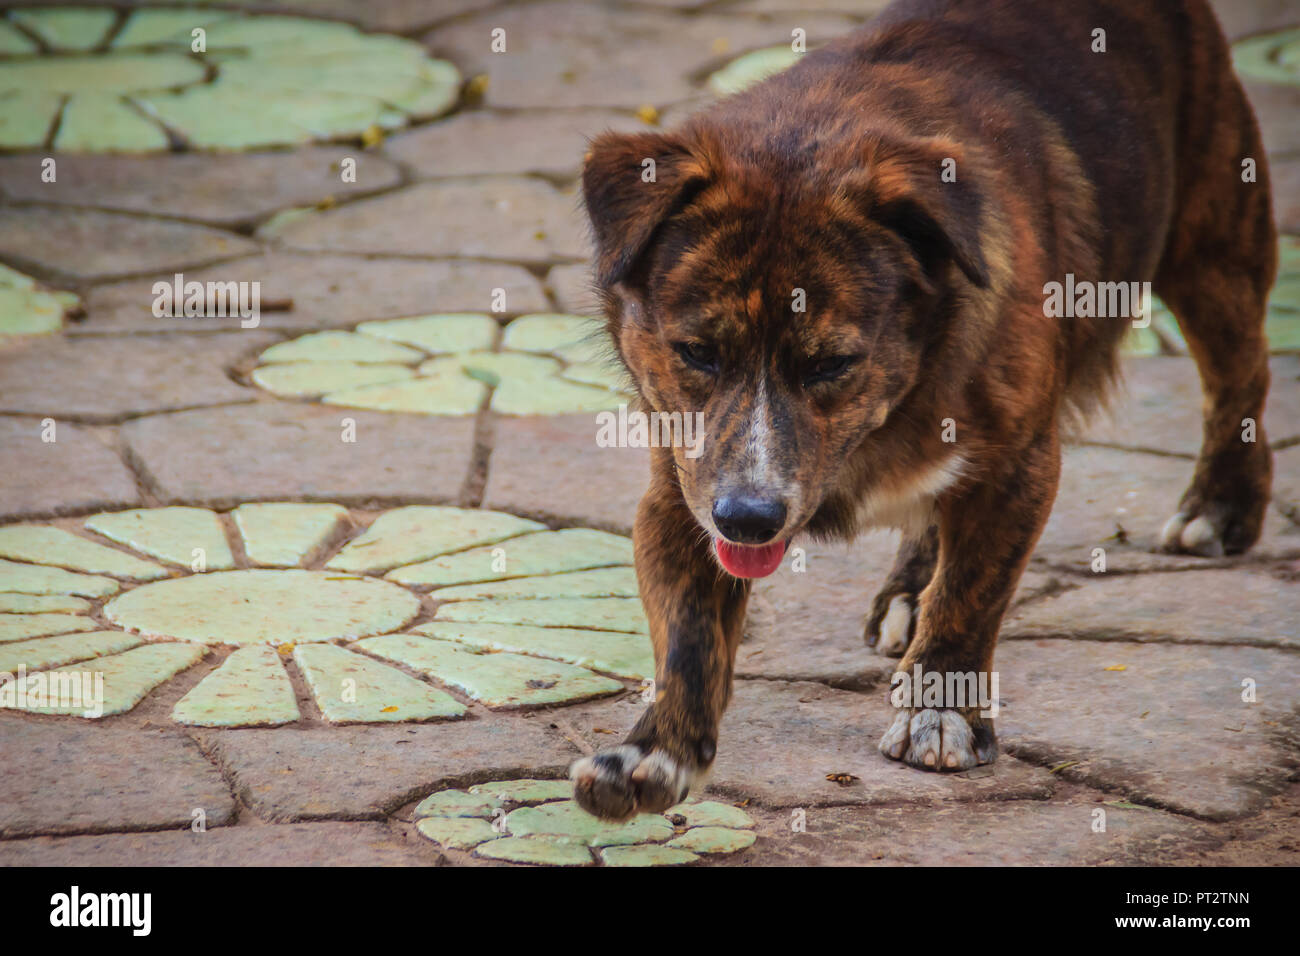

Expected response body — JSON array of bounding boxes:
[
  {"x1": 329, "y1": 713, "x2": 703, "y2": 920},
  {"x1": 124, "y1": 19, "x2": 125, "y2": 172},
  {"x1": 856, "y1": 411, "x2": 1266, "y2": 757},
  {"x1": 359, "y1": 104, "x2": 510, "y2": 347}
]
[{"x1": 712, "y1": 495, "x2": 787, "y2": 544}]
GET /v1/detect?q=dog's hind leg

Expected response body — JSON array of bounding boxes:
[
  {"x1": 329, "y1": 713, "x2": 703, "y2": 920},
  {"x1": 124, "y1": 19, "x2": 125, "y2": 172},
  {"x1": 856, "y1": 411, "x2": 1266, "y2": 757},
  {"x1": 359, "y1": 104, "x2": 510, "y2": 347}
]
[
  {"x1": 864, "y1": 524, "x2": 938, "y2": 657},
  {"x1": 1153, "y1": 74, "x2": 1275, "y2": 556}
]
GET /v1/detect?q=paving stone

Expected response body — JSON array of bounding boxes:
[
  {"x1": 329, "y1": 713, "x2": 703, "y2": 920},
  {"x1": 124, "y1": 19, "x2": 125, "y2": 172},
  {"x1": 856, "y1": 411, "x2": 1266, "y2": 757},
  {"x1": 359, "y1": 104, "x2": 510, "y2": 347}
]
[
  {"x1": 1212, "y1": 0, "x2": 1300, "y2": 39},
  {"x1": 1244, "y1": 82, "x2": 1300, "y2": 155},
  {"x1": 0, "y1": 613, "x2": 97, "y2": 644},
  {"x1": 425, "y1": 2, "x2": 854, "y2": 109},
  {"x1": 993, "y1": 638, "x2": 1300, "y2": 820},
  {"x1": 78, "y1": 253, "x2": 547, "y2": 334},
  {"x1": 414, "y1": 789, "x2": 501, "y2": 818},
  {"x1": 600, "y1": 843, "x2": 699, "y2": 866},
  {"x1": 252, "y1": 361, "x2": 416, "y2": 399},
  {"x1": 504, "y1": 800, "x2": 673, "y2": 846},
  {"x1": 0, "y1": 332, "x2": 273, "y2": 423},
  {"x1": 435, "y1": 596, "x2": 649, "y2": 633},
  {"x1": 294, "y1": 643, "x2": 465, "y2": 724},
  {"x1": 0, "y1": 206, "x2": 257, "y2": 283},
  {"x1": 412, "y1": 621, "x2": 653, "y2": 682},
  {"x1": 385, "y1": 110, "x2": 647, "y2": 180},
  {"x1": 118, "y1": 403, "x2": 478, "y2": 508},
  {"x1": 1034, "y1": 445, "x2": 1300, "y2": 572},
  {"x1": 0, "y1": 150, "x2": 403, "y2": 227},
  {"x1": 171, "y1": 645, "x2": 300, "y2": 728},
  {"x1": 0, "y1": 719, "x2": 235, "y2": 838},
  {"x1": 10, "y1": 7, "x2": 116, "y2": 50},
  {"x1": 740, "y1": 799, "x2": 1220, "y2": 866},
  {"x1": 0, "y1": 559, "x2": 118, "y2": 598},
  {"x1": 355, "y1": 633, "x2": 625, "y2": 708},
  {"x1": 1004, "y1": 569, "x2": 1300, "y2": 649},
  {"x1": 1077, "y1": 355, "x2": 1300, "y2": 454},
  {"x1": 0, "y1": 631, "x2": 141, "y2": 676},
  {"x1": 431, "y1": 567, "x2": 638, "y2": 602},
  {"x1": 0, "y1": 525, "x2": 166, "y2": 580},
  {"x1": 191, "y1": 717, "x2": 574, "y2": 821},
  {"x1": 415, "y1": 816, "x2": 499, "y2": 850},
  {"x1": 482, "y1": 413, "x2": 649, "y2": 533},
  {"x1": 0, "y1": 418, "x2": 141, "y2": 522},
  {"x1": 259, "y1": 330, "x2": 426, "y2": 364},
  {"x1": 665, "y1": 826, "x2": 756, "y2": 854},
  {"x1": 327, "y1": 506, "x2": 544, "y2": 574},
  {"x1": 87, "y1": 506, "x2": 236, "y2": 570},
  {"x1": 708, "y1": 46, "x2": 802, "y2": 96},
  {"x1": 0, "y1": 261, "x2": 79, "y2": 340},
  {"x1": 468, "y1": 778, "x2": 574, "y2": 804},
  {"x1": 669, "y1": 801, "x2": 755, "y2": 829},
  {"x1": 473, "y1": 836, "x2": 592, "y2": 865},
  {"x1": 358, "y1": 314, "x2": 500, "y2": 354},
  {"x1": 9, "y1": 642, "x2": 207, "y2": 717},
  {"x1": 321, "y1": 370, "x2": 488, "y2": 415},
  {"x1": 106, "y1": 570, "x2": 419, "y2": 645},
  {"x1": 232, "y1": 502, "x2": 349, "y2": 567},
  {"x1": 0, "y1": 821, "x2": 437, "y2": 867},
  {"x1": 261, "y1": 178, "x2": 589, "y2": 264},
  {"x1": 0, "y1": 593, "x2": 90, "y2": 613},
  {"x1": 1274, "y1": 158, "x2": 1300, "y2": 234},
  {"x1": 388, "y1": 528, "x2": 632, "y2": 587},
  {"x1": 546, "y1": 263, "x2": 598, "y2": 316}
]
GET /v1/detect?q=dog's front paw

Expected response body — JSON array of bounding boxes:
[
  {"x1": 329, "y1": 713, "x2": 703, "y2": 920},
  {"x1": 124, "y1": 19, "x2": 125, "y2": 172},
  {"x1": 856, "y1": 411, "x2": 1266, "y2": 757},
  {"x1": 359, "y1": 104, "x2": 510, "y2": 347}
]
[
  {"x1": 879, "y1": 708, "x2": 996, "y2": 771},
  {"x1": 865, "y1": 593, "x2": 917, "y2": 657},
  {"x1": 1159, "y1": 497, "x2": 1264, "y2": 557},
  {"x1": 569, "y1": 744, "x2": 696, "y2": 820}
]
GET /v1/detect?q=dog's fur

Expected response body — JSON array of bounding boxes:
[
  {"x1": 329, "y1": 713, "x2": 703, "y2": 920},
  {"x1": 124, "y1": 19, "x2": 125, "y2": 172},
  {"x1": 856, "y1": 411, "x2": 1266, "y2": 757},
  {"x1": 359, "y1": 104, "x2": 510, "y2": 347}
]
[{"x1": 572, "y1": 0, "x2": 1275, "y2": 819}]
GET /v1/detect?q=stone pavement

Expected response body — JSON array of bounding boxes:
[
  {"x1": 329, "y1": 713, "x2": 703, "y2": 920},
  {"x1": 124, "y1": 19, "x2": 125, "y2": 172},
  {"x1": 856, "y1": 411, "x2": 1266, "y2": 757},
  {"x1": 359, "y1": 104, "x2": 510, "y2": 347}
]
[{"x1": 0, "y1": 0, "x2": 1298, "y2": 866}]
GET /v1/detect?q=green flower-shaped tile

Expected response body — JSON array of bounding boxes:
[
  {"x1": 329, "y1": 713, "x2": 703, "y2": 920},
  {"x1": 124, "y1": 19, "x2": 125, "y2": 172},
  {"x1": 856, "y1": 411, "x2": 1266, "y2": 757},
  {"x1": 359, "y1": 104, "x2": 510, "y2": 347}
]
[
  {"x1": 0, "y1": 263, "x2": 80, "y2": 339},
  {"x1": 708, "y1": 46, "x2": 802, "y2": 96}
]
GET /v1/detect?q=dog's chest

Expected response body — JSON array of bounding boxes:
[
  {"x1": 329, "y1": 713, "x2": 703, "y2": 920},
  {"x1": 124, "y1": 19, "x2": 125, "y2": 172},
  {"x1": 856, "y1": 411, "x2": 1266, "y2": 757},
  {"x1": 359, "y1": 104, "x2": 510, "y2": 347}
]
[{"x1": 851, "y1": 455, "x2": 967, "y2": 535}]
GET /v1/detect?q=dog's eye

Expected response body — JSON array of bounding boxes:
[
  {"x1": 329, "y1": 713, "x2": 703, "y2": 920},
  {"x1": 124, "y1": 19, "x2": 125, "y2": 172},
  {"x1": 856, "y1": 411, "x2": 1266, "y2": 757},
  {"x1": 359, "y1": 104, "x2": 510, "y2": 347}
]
[
  {"x1": 804, "y1": 354, "x2": 859, "y2": 386},
  {"x1": 674, "y1": 341, "x2": 719, "y2": 374}
]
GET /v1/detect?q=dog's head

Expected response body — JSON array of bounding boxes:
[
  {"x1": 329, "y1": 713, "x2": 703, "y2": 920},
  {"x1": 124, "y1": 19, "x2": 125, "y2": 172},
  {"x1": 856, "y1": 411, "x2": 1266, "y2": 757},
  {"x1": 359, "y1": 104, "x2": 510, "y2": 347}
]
[{"x1": 583, "y1": 121, "x2": 991, "y2": 577}]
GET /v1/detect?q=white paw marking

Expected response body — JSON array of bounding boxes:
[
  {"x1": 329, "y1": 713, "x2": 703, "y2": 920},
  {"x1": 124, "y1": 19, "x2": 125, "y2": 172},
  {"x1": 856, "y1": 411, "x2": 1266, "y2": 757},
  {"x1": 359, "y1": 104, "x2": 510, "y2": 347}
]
[
  {"x1": 879, "y1": 708, "x2": 979, "y2": 770},
  {"x1": 1160, "y1": 512, "x2": 1224, "y2": 557},
  {"x1": 569, "y1": 744, "x2": 640, "y2": 787},
  {"x1": 876, "y1": 594, "x2": 914, "y2": 656}
]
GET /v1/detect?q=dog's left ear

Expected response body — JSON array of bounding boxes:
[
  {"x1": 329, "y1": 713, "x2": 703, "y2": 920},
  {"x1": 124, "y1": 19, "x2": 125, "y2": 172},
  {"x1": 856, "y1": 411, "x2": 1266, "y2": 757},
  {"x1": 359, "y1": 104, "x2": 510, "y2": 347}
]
[
  {"x1": 582, "y1": 129, "x2": 712, "y2": 289},
  {"x1": 852, "y1": 135, "x2": 991, "y2": 290}
]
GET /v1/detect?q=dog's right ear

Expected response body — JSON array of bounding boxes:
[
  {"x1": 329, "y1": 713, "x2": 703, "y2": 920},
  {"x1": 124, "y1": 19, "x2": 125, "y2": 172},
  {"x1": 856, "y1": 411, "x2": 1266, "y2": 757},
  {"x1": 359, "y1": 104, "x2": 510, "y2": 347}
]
[{"x1": 582, "y1": 130, "x2": 711, "y2": 289}]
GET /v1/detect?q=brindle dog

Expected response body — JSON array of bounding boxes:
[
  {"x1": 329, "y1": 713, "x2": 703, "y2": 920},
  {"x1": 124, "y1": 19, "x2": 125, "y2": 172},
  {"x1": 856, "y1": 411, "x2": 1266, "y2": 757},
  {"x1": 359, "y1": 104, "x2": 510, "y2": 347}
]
[{"x1": 571, "y1": 0, "x2": 1275, "y2": 819}]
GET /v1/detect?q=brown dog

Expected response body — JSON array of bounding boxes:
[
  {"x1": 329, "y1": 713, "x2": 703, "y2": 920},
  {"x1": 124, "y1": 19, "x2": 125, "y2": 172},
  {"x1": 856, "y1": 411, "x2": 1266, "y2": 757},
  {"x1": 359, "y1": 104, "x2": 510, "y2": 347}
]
[{"x1": 571, "y1": 0, "x2": 1275, "y2": 819}]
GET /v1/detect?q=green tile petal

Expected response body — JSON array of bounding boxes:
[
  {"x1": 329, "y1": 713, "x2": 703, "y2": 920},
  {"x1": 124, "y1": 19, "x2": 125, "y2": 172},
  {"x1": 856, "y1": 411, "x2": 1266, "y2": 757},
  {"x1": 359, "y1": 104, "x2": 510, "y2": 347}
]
[
  {"x1": 354, "y1": 633, "x2": 623, "y2": 708},
  {"x1": 327, "y1": 506, "x2": 545, "y2": 574},
  {"x1": 501, "y1": 314, "x2": 601, "y2": 353},
  {"x1": 412, "y1": 621, "x2": 653, "y2": 681},
  {"x1": 431, "y1": 567, "x2": 639, "y2": 602},
  {"x1": 416, "y1": 816, "x2": 501, "y2": 850},
  {"x1": 0, "y1": 525, "x2": 169, "y2": 580},
  {"x1": 414, "y1": 789, "x2": 502, "y2": 819},
  {"x1": 0, "y1": 593, "x2": 91, "y2": 614},
  {"x1": 321, "y1": 371, "x2": 487, "y2": 415},
  {"x1": 55, "y1": 93, "x2": 169, "y2": 152},
  {"x1": 0, "y1": 53, "x2": 205, "y2": 94},
  {"x1": 385, "y1": 528, "x2": 633, "y2": 588},
  {"x1": 232, "y1": 502, "x2": 349, "y2": 568},
  {"x1": 0, "y1": 613, "x2": 98, "y2": 644},
  {"x1": 0, "y1": 264, "x2": 79, "y2": 340},
  {"x1": 357, "y1": 314, "x2": 498, "y2": 354},
  {"x1": 172, "y1": 645, "x2": 300, "y2": 727},
  {"x1": 8, "y1": 642, "x2": 206, "y2": 718},
  {"x1": 666, "y1": 801, "x2": 755, "y2": 829},
  {"x1": 0, "y1": 630, "x2": 141, "y2": 674},
  {"x1": 504, "y1": 801, "x2": 673, "y2": 847},
  {"x1": 104, "y1": 569, "x2": 420, "y2": 645},
  {"x1": 1233, "y1": 29, "x2": 1300, "y2": 85},
  {"x1": 435, "y1": 597, "x2": 650, "y2": 634},
  {"x1": 562, "y1": 362, "x2": 627, "y2": 392},
  {"x1": 419, "y1": 351, "x2": 561, "y2": 383},
  {"x1": 0, "y1": 559, "x2": 119, "y2": 598},
  {"x1": 491, "y1": 375, "x2": 624, "y2": 415},
  {"x1": 293, "y1": 642, "x2": 466, "y2": 724},
  {"x1": 600, "y1": 844, "x2": 699, "y2": 867},
  {"x1": 708, "y1": 46, "x2": 802, "y2": 96},
  {"x1": 468, "y1": 779, "x2": 574, "y2": 804},
  {"x1": 252, "y1": 361, "x2": 416, "y2": 398},
  {"x1": 665, "y1": 826, "x2": 757, "y2": 854},
  {"x1": 0, "y1": 20, "x2": 38, "y2": 54},
  {"x1": 86, "y1": 507, "x2": 235, "y2": 570},
  {"x1": 10, "y1": 8, "x2": 118, "y2": 52},
  {"x1": 258, "y1": 331, "x2": 424, "y2": 364},
  {"x1": 474, "y1": 837, "x2": 592, "y2": 866},
  {"x1": 0, "y1": 90, "x2": 63, "y2": 149},
  {"x1": 110, "y1": 10, "x2": 233, "y2": 48}
]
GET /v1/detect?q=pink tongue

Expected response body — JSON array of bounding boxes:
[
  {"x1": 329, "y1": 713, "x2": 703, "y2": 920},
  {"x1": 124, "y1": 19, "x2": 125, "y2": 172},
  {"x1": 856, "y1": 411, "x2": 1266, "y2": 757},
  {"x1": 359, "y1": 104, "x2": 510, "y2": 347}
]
[{"x1": 715, "y1": 539, "x2": 787, "y2": 579}]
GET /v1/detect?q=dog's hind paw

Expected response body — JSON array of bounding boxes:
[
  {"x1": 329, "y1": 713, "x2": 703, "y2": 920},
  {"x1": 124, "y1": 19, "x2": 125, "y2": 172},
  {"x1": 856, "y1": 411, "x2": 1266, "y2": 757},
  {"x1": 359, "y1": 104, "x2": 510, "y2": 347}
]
[
  {"x1": 569, "y1": 744, "x2": 697, "y2": 820},
  {"x1": 865, "y1": 593, "x2": 917, "y2": 657},
  {"x1": 879, "y1": 708, "x2": 996, "y2": 771}
]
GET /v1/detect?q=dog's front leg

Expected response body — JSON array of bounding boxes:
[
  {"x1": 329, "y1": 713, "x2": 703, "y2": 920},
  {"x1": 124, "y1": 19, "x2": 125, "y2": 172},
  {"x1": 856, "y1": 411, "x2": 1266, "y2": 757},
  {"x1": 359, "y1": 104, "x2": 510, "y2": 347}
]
[
  {"x1": 879, "y1": 427, "x2": 1061, "y2": 770},
  {"x1": 571, "y1": 456, "x2": 749, "y2": 820}
]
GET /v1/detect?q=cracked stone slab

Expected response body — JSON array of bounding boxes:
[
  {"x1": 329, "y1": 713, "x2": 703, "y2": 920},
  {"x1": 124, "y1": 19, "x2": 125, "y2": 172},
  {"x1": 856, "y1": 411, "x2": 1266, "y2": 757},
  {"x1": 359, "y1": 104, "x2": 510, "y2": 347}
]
[
  {"x1": 1004, "y1": 569, "x2": 1300, "y2": 649},
  {"x1": 0, "y1": 206, "x2": 257, "y2": 283},
  {"x1": 78, "y1": 253, "x2": 547, "y2": 334},
  {"x1": 88, "y1": 506, "x2": 235, "y2": 570},
  {"x1": 118, "y1": 403, "x2": 478, "y2": 507},
  {"x1": 0, "y1": 821, "x2": 438, "y2": 867},
  {"x1": 482, "y1": 414, "x2": 649, "y2": 533},
  {"x1": 1034, "y1": 445, "x2": 1300, "y2": 572},
  {"x1": 0, "y1": 149, "x2": 403, "y2": 227},
  {"x1": 171, "y1": 645, "x2": 300, "y2": 728},
  {"x1": 294, "y1": 643, "x2": 465, "y2": 724},
  {"x1": 0, "y1": 418, "x2": 141, "y2": 522},
  {"x1": 0, "y1": 719, "x2": 235, "y2": 838},
  {"x1": 994, "y1": 638, "x2": 1300, "y2": 820},
  {"x1": 191, "y1": 717, "x2": 574, "y2": 821},
  {"x1": 0, "y1": 525, "x2": 166, "y2": 580},
  {"x1": 0, "y1": 332, "x2": 275, "y2": 423},
  {"x1": 0, "y1": 630, "x2": 141, "y2": 674},
  {"x1": 261, "y1": 178, "x2": 589, "y2": 263},
  {"x1": 385, "y1": 110, "x2": 648, "y2": 180},
  {"x1": 232, "y1": 502, "x2": 349, "y2": 567},
  {"x1": 327, "y1": 506, "x2": 544, "y2": 574},
  {"x1": 1077, "y1": 355, "x2": 1300, "y2": 455}
]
